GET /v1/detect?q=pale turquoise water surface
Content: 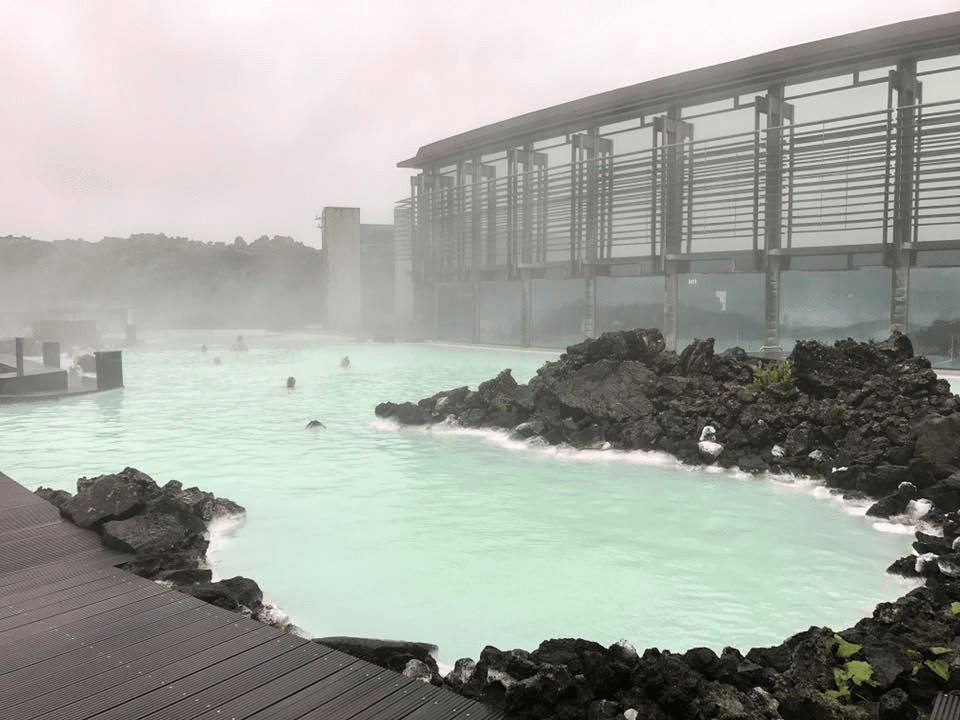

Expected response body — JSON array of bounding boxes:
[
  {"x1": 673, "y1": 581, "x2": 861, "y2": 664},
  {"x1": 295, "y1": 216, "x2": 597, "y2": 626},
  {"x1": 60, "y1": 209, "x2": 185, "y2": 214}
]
[{"x1": 1, "y1": 331, "x2": 923, "y2": 664}]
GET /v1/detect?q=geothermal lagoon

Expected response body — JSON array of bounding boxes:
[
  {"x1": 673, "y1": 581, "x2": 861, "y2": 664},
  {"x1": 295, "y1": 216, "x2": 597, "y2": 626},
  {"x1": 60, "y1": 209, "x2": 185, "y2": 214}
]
[{"x1": 1, "y1": 331, "x2": 924, "y2": 665}]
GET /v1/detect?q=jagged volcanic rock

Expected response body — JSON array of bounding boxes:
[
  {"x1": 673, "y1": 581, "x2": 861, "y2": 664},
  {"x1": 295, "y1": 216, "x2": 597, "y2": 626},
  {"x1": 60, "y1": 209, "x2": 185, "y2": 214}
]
[{"x1": 376, "y1": 328, "x2": 955, "y2": 489}]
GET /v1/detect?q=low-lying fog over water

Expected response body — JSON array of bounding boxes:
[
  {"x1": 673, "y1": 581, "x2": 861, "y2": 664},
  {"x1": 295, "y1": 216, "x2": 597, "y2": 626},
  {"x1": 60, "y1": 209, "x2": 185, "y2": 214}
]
[{"x1": 2, "y1": 331, "x2": 925, "y2": 664}]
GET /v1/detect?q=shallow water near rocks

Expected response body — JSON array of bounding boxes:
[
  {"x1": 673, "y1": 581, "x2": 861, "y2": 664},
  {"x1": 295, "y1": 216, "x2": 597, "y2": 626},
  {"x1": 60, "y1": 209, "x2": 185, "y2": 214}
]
[{"x1": 1, "y1": 331, "x2": 927, "y2": 664}]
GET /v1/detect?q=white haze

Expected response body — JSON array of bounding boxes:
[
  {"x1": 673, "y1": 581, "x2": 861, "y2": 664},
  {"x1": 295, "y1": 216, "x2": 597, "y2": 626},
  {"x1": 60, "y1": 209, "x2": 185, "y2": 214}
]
[{"x1": 1, "y1": 0, "x2": 956, "y2": 246}]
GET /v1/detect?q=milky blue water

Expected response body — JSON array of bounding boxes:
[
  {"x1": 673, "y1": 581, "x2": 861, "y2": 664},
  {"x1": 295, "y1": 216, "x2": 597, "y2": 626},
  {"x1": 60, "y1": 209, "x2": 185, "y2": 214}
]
[{"x1": 1, "y1": 331, "x2": 924, "y2": 664}]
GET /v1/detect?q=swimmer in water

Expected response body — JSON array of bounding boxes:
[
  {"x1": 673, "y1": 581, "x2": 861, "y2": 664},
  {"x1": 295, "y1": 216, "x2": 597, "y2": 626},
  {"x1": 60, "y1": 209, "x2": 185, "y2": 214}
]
[
  {"x1": 340, "y1": 355, "x2": 350, "y2": 368},
  {"x1": 231, "y1": 335, "x2": 248, "y2": 352},
  {"x1": 286, "y1": 376, "x2": 296, "y2": 388}
]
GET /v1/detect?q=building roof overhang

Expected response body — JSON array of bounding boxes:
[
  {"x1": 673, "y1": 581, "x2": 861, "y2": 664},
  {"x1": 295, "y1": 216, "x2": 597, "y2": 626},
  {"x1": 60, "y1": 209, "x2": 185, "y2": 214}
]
[{"x1": 398, "y1": 11, "x2": 960, "y2": 169}]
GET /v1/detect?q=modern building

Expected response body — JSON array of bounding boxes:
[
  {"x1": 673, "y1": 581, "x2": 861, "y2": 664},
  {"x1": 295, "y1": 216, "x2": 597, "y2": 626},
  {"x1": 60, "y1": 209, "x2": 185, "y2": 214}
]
[{"x1": 393, "y1": 12, "x2": 960, "y2": 365}]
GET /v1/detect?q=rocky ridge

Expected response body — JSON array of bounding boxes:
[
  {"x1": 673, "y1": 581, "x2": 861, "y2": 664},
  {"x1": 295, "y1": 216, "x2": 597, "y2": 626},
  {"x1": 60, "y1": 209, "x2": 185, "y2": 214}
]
[
  {"x1": 374, "y1": 329, "x2": 960, "y2": 719},
  {"x1": 35, "y1": 467, "x2": 275, "y2": 623}
]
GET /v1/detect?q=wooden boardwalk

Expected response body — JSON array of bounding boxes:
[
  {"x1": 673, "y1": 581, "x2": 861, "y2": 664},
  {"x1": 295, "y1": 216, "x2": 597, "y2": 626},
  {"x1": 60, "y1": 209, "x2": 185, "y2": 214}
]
[{"x1": 0, "y1": 471, "x2": 506, "y2": 720}]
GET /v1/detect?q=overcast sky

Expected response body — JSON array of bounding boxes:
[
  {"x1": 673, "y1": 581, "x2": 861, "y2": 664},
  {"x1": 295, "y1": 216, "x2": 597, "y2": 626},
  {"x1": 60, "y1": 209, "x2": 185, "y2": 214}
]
[{"x1": 1, "y1": 0, "x2": 956, "y2": 247}]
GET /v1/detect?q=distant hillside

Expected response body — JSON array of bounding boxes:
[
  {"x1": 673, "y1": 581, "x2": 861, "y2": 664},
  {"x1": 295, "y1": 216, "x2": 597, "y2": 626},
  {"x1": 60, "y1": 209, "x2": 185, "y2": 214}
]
[{"x1": 0, "y1": 234, "x2": 327, "y2": 332}]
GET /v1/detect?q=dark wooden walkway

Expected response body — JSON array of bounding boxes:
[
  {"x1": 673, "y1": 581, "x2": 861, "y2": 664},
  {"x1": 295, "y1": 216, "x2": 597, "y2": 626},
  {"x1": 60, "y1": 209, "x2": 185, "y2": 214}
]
[{"x1": 0, "y1": 471, "x2": 506, "y2": 720}]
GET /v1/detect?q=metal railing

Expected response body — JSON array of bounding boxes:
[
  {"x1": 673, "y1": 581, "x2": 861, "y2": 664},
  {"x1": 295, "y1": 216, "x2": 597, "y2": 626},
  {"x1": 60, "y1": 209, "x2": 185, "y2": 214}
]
[{"x1": 402, "y1": 97, "x2": 960, "y2": 279}]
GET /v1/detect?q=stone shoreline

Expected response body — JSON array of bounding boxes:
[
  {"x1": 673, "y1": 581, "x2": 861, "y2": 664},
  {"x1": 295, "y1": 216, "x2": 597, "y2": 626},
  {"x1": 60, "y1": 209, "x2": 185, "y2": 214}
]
[{"x1": 35, "y1": 331, "x2": 960, "y2": 719}]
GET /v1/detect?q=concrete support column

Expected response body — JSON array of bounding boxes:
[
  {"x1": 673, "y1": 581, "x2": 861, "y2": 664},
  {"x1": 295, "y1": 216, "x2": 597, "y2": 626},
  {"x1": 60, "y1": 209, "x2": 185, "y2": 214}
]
[
  {"x1": 764, "y1": 256, "x2": 782, "y2": 353},
  {"x1": 757, "y1": 85, "x2": 792, "y2": 351},
  {"x1": 320, "y1": 207, "x2": 363, "y2": 336},
  {"x1": 473, "y1": 278, "x2": 480, "y2": 344},
  {"x1": 584, "y1": 274, "x2": 597, "y2": 339},
  {"x1": 569, "y1": 129, "x2": 610, "y2": 340},
  {"x1": 393, "y1": 204, "x2": 415, "y2": 337},
  {"x1": 42, "y1": 342, "x2": 60, "y2": 368},
  {"x1": 663, "y1": 274, "x2": 678, "y2": 350},
  {"x1": 889, "y1": 60, "x2": 919, "y2": 335},
  {"x1": 658, "y1": 108, "x2": 685, "y2": 350},
  {"x1": 521, "y1": 276, "x2": 532, "y2": 347},
  {"x1": 15, "y1": 337, "x2": 24, "y2": 376},
  {"x1": 432, "y1": 283, "x2": 440, "y2": 340}
]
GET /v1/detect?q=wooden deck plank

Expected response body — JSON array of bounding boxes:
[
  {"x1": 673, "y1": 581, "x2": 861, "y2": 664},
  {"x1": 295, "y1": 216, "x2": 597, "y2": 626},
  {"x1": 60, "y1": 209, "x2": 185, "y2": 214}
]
[
  {"x1": 0, "y1": 501, "x2": 61, "y2": 533},
  {"x1": 345, "y1": 678, "x2": 447, "y2": 720},
  {"x1": 24, "y1": 624, "x2": 279, "y2": 720},
  {"x1": 0, "y1": 591, "x2": 200, "y2": 672},
  {"x1": 0, "y1": 577, "x2": 160, "y2": 635},
  {"x1": 0, "y1": 594, "x2": 222, "y2": 674},
  {"x1": 0, "y1": 565, "x2": 123, "y2": 607},
  {"x1": 0, "y1": 531, "x2": 112, "y2": 574},
  {"x1": 0, "y1": 519, "x2": 105, "y2": 552},
  {"x1": 0, "y1": 588, "x2": 185, "y2": 651},
  {"x1": 454, "y1": 704, "x2": 511, "y2": 720},
  {"x1": 0, "y1": 605, "x2": 235, "y2": 707},
  {"x1": 16, "y1": 619, "x2": 268, "y2": 720},
  {"x1": 0, "y1": 474, "x2": 47, "y2": 509},
  {"x1": 0, "y1": 572, "x2": 141, "y2": 620},
  {"x1": 297, "y1": 670, "x2": 419, "y2": 720},
  {"x1": 144, "y1": 640, "x2": 335, "y2": 720},
  {"x1": 0, "y1": 555, "x2": 117, "y2": 588},
  {"x1": 0, "y1": 584, "x2": 167, "y2": 648},
  {"x1": 0, "y1": 549, "x2": 131, "y2": 588},
  {"x1": 0, "y1": 514, "x2": 74, "y2": 543},
  {"x1": 89, "y1": 630, "x2": 303, "y2": 720},
  {"x1": 242, "y1": 660, "x2": 378, "y2": 720},
  {"x1": 190, "y1": 648, "x2": 359, "y2": 720},
  {"x1": 388, "y1": 688, "x2": 483, "y2": 720}
]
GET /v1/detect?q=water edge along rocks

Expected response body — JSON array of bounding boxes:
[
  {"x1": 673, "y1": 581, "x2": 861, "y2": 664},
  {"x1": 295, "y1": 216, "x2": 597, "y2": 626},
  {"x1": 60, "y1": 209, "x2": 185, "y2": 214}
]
[{"x1": 375, "y1": 329, "x2": 960, "y2": 718}]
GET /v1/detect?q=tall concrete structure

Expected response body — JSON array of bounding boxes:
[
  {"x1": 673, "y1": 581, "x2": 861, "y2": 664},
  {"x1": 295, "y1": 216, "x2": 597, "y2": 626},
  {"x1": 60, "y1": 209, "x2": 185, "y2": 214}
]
[
  {"x1": 320, "y1": 207, "x2": 364, "y2": 335},
  {"x1": 320, "y1": 207, "x2": 398, "y2": 338}
]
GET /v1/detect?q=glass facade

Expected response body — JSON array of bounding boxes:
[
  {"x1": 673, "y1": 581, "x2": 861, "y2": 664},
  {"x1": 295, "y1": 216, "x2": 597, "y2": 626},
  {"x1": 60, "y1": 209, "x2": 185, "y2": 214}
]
[
  {"x1": 909, "y1": 267, "x2": 960, "y2": 367},
  {"x1": 531, "y1": 279, "x2": 585, "y2": 348},
  {"x1": 780, "y1": 269, "x2": 891, "y2": 349},
  {"x1": 435, "y1": 283, "x2": 475, "y2": 343},
  {"x1": 477, "y1": 281, "x2": 522, "y2": 346},
  {"x1": 676, "y1": 273, "x2": 765, "y2": 352},
  {"x1": 596, "y1": 276, "x2": 663, "y2": 335}
]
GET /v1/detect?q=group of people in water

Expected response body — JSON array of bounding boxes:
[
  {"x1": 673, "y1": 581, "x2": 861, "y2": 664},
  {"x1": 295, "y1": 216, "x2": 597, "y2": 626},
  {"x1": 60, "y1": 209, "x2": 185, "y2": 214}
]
[
  {"x1": 198, "y1": 335, "x2": 247, "y2": 365},
  {"x1": 285, "y1": 355, "x2": 349, "y2": 390},
  {"x1": 199, "y1": 339, "x2": 348, "y2": 429}
]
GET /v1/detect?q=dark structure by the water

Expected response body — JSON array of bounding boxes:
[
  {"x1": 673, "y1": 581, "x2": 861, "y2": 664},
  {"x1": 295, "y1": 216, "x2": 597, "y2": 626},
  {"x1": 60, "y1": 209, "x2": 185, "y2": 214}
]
[
  {"x1": 0, "y1": 336, "x2": 122, "y2": 403},
  {"x1": 392, "y1": 13, "x2": 960, "y2": 366}
]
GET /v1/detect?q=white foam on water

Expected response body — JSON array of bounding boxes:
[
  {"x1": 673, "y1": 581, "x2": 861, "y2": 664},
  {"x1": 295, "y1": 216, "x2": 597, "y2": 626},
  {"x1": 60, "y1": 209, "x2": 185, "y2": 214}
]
[
  {"x1": 872, "y1": 521, "x2": 917, "y2": 535},
  {"x1": 258, "y1": 598, "x2": 295, "y2": 631},
  {"x1": 372, "y1": 417, "x2": 403, "y2": 432},
  {"x1": 894, "y1": 575, "x2": 925, "y2": 592},
  {"x1": 386, "y1": 415, "x2": 922, "y2": 549},
  {"x1": 206, "y1": 513, "x2": 247, "y2": 579}
]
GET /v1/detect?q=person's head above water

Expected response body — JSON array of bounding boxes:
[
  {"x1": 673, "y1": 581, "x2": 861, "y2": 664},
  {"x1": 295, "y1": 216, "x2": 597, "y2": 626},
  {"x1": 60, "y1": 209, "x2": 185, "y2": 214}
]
[{"x1": 286, "y1": 376, "x2": 296, "y2": 388}]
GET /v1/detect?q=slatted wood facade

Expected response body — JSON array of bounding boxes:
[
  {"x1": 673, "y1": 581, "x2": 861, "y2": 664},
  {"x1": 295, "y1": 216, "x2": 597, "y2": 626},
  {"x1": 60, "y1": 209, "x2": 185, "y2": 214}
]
[{"x1": 0, "y1": 471, "x2": 506, "y2": 720}]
